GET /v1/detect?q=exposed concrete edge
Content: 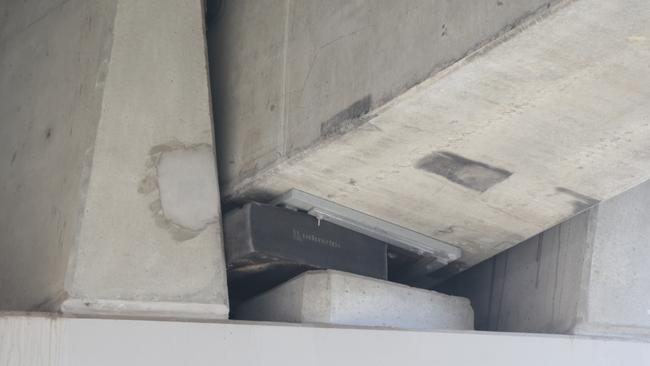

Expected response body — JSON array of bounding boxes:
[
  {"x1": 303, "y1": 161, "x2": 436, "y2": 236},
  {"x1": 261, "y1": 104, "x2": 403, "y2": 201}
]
[
  {"x1": 573, "y1": 205, "x2": 600, "y2": 329},
  {"x1": 222, "y1": 0, "x2": 576, "y2": 201},
  {"x1": 60, "y1": 298, "x2": 229, "y2": 321}
]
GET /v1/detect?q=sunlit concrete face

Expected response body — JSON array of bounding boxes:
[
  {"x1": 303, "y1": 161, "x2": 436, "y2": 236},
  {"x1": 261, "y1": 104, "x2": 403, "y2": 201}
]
[{"x1": 233, "y1": 0, "x2": 650, "y2": 280}]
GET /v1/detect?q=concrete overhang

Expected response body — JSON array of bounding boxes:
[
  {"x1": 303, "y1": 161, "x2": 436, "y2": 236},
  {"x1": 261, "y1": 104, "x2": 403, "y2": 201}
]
[{"x1": 227, "y1": 0, "x2": 650, "y2": 278}]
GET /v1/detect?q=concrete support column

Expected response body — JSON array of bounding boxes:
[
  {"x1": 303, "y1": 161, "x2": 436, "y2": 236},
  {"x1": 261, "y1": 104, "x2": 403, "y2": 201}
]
[
  {"x1": 0, "y1": 0, "x2": 228, "y2": 319},
  {"x1": 443, "y1": 180, "x2": 650, "y2": 339},
  {"x1": 59, "y1": 0, "x2": 229, "y2": 319}
]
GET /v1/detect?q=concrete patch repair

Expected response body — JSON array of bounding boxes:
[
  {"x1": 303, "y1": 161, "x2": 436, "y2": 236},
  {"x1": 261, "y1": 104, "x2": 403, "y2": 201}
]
[{"x1": 140, "y1": 143, "x2": 220, "y2": 241}]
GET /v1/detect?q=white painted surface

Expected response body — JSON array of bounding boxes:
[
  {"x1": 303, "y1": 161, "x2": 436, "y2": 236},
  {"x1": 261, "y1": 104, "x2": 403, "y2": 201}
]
[
  {"x1": 1, "y1": 314, "x2": 650, "y2": 366},
  {"x1": 236, "y1": 270, "x2": 473, "y2": 331},
  {"x1": 238, "y1": 0, "x2": 650, "y2": 274}
]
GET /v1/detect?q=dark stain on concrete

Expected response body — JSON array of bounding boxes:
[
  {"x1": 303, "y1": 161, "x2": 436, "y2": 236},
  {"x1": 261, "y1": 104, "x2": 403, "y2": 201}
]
[
  {"x1": 417, "y1": 151, "x2": 512, "y2": 192},
  {"x1": 321, "y1": 94, "x2": 372, "y2": 137},
  {"x1": 10, "y1": 151, "x2": 16, "y2": 165},
  {"x1": 555, "y1": 187, "x2": 600, "y2": 214},
  {"x1": 45, "y1": 128, "x2": 52, "y2": 140}
]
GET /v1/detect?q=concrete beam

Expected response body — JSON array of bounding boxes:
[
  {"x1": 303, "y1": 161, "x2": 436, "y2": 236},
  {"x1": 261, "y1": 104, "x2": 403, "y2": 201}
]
[
  {"x1": 2, "y1": 313, "x2": 650, "y2": 365},
  {"x1": 233, "y1": 0, "x2": 650, "y2": 278},
  {"x1": 208, "y1": 0, "x2": 559, "y2": 192}
]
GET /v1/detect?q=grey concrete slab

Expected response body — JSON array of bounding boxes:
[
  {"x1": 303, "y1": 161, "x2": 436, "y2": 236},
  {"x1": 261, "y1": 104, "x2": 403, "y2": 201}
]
[
  {"x1": 442, "y1": 180, "x2": 650, "y2": 340},
  {"x1": 235, "y1": 270, "x2": 474, "y2": 331},
  {"x1": 234, "y1": 0, "x2": 650, "y2": 278}
]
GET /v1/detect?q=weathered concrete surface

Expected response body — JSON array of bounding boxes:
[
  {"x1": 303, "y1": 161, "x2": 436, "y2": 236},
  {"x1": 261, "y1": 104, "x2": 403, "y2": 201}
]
[
  {"x1": 208, "y1": 0, "x2": 560, "y2": 192},
  {"x1": 0, "y1": 0, "x2": 117, "y2": 310},
  {"x1": 234, "y1": 0, "x2": 650, "y2": 276},
  {"x1": 235, "y1": 270, "x2": 473, "y2": 331},
  {"x1": 3, "y1": 313, "x2": 650, "y2": 366},
  {"x1": 441, "y1": 180, "x2": 650, "y2": 339},
  {"x1": 61, "y1": 0, "x2": 228, "y2": 319},
  {"x1": 1, "y1": 0, "x2": 229, "y2": 319}
]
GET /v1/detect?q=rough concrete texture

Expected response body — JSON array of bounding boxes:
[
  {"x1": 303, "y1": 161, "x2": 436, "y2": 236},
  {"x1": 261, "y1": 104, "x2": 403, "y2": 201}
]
[
  {"x1": 0, "y1": 0, "x2": 228, "y2": 318},
  {"x1": 235, "y1": 270, "x2": 474, "y2": 331},
  {"x1": 61, "y1": 0, "x2": 228, "y2": 319},
  {"x1": 157, "y1": 145, "x2": 221, "y2": 233},
  {"x1": 235, "y1": 0, "x2": 650, "y2": 279},
  {"x1": 208, "y1": 0, "x2": 559, "y2": 192},
  {"x1": 441, "y1": 180, "x2": 650, "y2": 339},
  {"x1": 0, "y1": 0, "x2": 117, "y2": 310}
]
